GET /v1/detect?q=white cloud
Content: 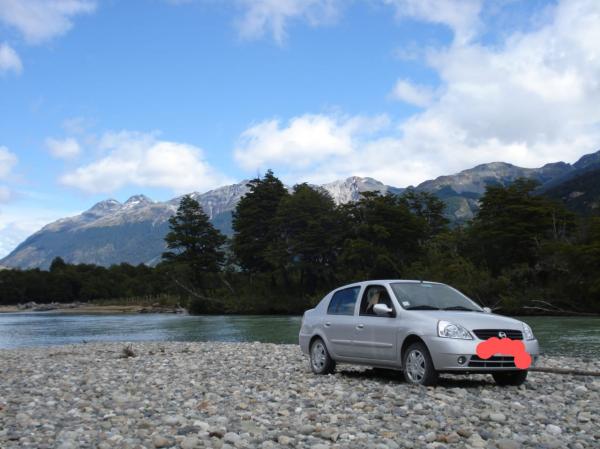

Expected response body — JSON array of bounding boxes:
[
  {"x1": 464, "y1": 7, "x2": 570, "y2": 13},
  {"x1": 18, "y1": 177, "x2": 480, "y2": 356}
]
[
  {"x1": 62, "y1": 116, "x2": 93, "y2": 135},
  {"x1": 0, "y1": 146, "x2": 17, "y2": 179},
  {"x1": 0, "y1": 205, "x2": 77, "y2": 258},
  {"x1": 0, "y1": 42, "x2": 22, "y2": 74},
  {"x1": 235, "y1": 0, "x2": 340, "y2": 44},
  {"x1": 60, "y1": 131, "x2": 231, "y2": 194},
  {"x1": 0, "y1": 146, "x2": 17, "y2": 204},
  {"x1": 383, "y1": 0, "x2": 483, "y2": 44},
  {"x1": 234, "y1": 114, "x2": 389, "y2": 171},
  {"x1": 233, "y1": 113, "x2": 438, "y2": 186},
  {"x1": 235, "y1": 0, "x2": 600, "y2": 187},
  {"x1": 0, "y1": 186, "x2": 10, "y2": 202},
  {"x1": 232, "y1": 0, "x2": 482, "y2": 45},
  {"x1": 390, "y1": 79, "x2": 435, "y2": 107},
  {"x1": 404, "y1": 0, "x2": 600, "y2": 169},
  {"x1": 0, "y1": 0, "x2": 96, "y2": 44},
  {"x1": 46, "y1": 137, "x2": 81, "y2": 159}
]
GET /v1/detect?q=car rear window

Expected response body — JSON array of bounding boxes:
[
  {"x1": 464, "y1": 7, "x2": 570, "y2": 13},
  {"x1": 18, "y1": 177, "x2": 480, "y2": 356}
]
[{"x1": 327, "y1": 286, "x2": 361, "y2": 315}]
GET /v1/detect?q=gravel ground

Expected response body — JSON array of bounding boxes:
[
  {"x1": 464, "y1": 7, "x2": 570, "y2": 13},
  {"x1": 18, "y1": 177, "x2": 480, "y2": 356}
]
[{"x1": 0, "y1": 342, "x2": 598, "y2": 449}]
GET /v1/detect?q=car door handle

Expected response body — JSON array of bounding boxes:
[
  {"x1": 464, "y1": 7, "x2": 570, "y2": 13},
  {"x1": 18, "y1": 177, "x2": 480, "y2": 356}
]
[
  {"x1": 324, "y1": 322, "x2": 331, "y2": 327},
  {"x1": 356, "y1": 324, "x2": 364, "y2": 329}
]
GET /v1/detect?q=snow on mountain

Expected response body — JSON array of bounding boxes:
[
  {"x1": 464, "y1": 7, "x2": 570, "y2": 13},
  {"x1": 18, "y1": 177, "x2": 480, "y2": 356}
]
[{"x1": 321, "y1": 176, "x2": 404, "y2": 204}]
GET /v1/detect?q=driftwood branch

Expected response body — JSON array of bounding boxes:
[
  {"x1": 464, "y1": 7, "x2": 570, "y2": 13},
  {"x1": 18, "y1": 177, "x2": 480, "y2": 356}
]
[
  {"x1": 531, "y1": 367, "x2": 600, "y2": 376},
  {"x1": 219, "y1": 275, "x2": 236, "y2": 295},
  {"x1": 171, "y1": 277, "x2": 224, "y2": 305},
  {"x1": 522, "y1": 300, "x2": 598, "y2": 316}
]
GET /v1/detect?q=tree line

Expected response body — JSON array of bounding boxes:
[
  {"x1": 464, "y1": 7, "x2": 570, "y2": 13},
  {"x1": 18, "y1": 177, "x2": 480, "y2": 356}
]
[{"x1": 1, "y1": 170, "x2": 598, "y2": 315}]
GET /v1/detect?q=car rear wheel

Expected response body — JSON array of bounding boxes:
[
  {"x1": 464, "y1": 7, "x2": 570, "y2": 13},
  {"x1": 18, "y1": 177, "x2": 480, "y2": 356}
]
[
  {"x1": 310, "y1": 338, "x2": 336, "y2": 375},
  {"x1": 492, "y1": 370, "x2": 528, "y2": 386},
  {"x1": 403, "y1": 342, "x2": 439, "y2": 386}
]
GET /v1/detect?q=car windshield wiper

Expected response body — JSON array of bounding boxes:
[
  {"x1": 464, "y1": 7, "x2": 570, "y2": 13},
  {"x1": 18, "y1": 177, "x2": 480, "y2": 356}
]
[
  {"x1": 442, "y1": 306, "x2": 478, "y2": 311},
  {"x1": 405, "y1": 305, "x2": 440, "y2": 310}
]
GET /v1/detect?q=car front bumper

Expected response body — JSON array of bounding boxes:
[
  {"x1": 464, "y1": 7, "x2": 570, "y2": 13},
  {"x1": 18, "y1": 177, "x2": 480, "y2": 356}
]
[{"x1": 424, "y1": 336, "x2": 540, "y2": 372}]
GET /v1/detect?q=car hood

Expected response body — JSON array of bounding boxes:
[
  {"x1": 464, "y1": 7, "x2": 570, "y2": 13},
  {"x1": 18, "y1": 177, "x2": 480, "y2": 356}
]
[{"x1": 408, "y1": 311, "x2": 525, "y2": 331}]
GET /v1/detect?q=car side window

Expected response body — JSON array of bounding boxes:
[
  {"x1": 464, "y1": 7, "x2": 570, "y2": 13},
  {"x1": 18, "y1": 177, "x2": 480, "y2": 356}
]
[
  {"x1": 360, "y1": 285, "x2": 395, "y2": 317},
  {"x1": 327, "y1": 287, "x2": 361, "y2": 315}
]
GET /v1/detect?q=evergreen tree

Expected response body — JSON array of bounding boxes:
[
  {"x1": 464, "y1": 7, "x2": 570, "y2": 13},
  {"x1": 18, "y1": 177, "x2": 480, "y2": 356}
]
[
  {"x1": 162, "y1": 195, "x2": 227, "y2": 273},
  {"x1": 232, "y1": 170, "x2": 289, "y2": 273},
  {"x1": 468, "y1": 178, "x2": 575, "y2": 274},
  {"x1": 49, "y1": 257, "x2": 67, "y2": 273},
  {"x1": 268, "y1": 183, "x2": 341, "y2": 294},
  {"x1": 400, "y1": 188, "x2": 449, "y2": 237},
  {"x1": 339, "y1": 192, "x2": 426, "y2": 280}
]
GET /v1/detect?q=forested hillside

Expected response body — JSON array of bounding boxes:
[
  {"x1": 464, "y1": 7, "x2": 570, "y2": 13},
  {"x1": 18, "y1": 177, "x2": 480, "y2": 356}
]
[
  {"x1": 1, "y1": 171, "x2": 599, "y2": 315},
  {"x1": 542, "y1": 167, "x2": 600, "y2": 216}
]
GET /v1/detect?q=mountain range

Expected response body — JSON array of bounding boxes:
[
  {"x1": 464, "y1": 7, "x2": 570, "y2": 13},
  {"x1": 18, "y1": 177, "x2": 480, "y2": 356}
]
[{"x1": 2, "y1": 150, "x2": 599, "y2": 269}]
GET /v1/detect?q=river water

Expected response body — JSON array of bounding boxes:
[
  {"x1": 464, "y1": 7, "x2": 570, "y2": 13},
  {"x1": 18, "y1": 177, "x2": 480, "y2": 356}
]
[{"x1": 0, "y1": 313, "x2": 598, "y2": 357}]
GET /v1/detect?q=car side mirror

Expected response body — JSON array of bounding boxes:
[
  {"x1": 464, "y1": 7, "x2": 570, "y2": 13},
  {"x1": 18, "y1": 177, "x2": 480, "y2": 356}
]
[
  {"x1": 373, "y1": 304, "x2": 393, "y2": 316},
  {"x1": 482, "y1": 307, "x2": 492, "y2": 314}
]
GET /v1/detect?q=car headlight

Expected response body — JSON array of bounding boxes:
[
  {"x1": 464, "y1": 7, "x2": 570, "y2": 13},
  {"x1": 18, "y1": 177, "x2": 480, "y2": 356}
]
[
  {"x1": 522, "y1": 323, "x2": 535, "y2": 340},
  {"x1": 437, "y1": 320, "x2": 473, "y2": 340}
]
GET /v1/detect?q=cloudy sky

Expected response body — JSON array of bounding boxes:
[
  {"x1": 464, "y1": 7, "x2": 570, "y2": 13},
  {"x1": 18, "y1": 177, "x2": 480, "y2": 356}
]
[{"x1": 1, "y1": 0, "x2": 599, "y2": 257}]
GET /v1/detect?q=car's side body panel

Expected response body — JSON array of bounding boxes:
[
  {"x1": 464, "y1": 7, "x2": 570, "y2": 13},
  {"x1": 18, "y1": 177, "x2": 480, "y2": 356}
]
[{"x1": 324, "y1": 314, "x2": 358, "y2": 358}]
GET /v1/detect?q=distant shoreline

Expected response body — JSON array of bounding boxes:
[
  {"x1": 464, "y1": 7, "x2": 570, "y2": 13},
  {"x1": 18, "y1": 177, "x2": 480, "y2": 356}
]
[
  {"x1": 0, "y1": 303, "x2": 187, "y2": 315},
  {"x1": 1, "y1": 303, "x2": 599, "y2": 317}
]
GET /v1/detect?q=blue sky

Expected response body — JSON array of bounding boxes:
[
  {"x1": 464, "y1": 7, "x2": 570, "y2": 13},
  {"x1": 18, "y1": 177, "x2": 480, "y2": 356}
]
[{"x1": 1, "y1": 0, "x2": 599, "y2": 257}]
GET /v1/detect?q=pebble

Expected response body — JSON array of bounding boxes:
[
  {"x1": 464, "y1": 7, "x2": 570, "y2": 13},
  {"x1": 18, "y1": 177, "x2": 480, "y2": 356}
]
[
  {"x1": 489, "y1": 412, "x2": 506, "y2": 422},
  {"x1": 180, "y1": 436, "x2": 199, "y2": 449},
  {"x1": 152, "y1": 435, "x2": 171, "y2": 448},
  {"x1": 546, "y1": 424, "x2": 562, "y2": 435},
  {"x1": 0, "y1": 342, "x2": 597, "y2": 449},
  {"x1": 496, "y1": 439, "x2": 520, "y2": 449}
]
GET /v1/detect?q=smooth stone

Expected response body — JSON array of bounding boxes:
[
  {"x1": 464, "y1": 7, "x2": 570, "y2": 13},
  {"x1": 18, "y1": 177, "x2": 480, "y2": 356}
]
[
  {"x1": 496, "y1": 439, "x2": 521, "y2": 449},
  {"x1": 425, "y1": 431, "x2": 436, "y2": 442},
  {"x1": 490, "y1": 413, "x2": 506, "y2": 422},
  {"x1": 153, "y1": 435, "x2": 171, "y2": 448},
  {"x1": 546, "y1": 424, "x2": 562, "y2": 435},
  {"x1": 180, "y1": 436, "x2": 199, "y2": 449}
]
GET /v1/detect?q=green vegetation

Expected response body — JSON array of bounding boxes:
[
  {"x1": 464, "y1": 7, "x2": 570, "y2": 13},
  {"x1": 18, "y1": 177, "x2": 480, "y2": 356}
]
[
  {"x1": 1, "y1": 171, "x2": 599, "y2": 315},
  {"x1": 542, "y1": 167, "x2": 600, "y2": 216}
]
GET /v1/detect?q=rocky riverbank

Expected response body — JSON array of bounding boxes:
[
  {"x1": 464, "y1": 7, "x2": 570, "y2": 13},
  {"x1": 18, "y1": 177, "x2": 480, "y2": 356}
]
[{"x1": 0, "y1": 342, "x2": 598, "y2": 449}]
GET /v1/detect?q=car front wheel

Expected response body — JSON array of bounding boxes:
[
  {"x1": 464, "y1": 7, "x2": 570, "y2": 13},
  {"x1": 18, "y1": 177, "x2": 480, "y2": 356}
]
[
  {"x1": 492, "y1": 370, "x2": 528, "y2": 386},
  {"x1": 403, "y1": 342, "x2": 439, "y2": 386},
  {"x1": 310, "y1": 338, "x2": 336, "y2": 375}
]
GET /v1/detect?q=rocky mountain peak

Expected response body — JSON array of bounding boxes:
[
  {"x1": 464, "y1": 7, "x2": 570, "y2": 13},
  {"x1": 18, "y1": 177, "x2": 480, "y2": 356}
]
[
  {"x1": 123, "y1": 195, "x2": 154, "y2": 208},
  {"x1": 85, "y1": 199, "x2": 122, "y2": 216},
  {"x1": 321, "y1": 176, "x2": 400, "y2": 204},
  {"x1": 573, "y1": 149, "x2": 600, "y2": 170}
]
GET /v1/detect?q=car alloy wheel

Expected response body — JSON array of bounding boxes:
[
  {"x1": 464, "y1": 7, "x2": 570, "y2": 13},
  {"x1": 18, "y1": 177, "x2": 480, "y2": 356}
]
[
  {"x1": 309, "y1": 338, "x2": 335, "y2": 374},
  {"x1": 406, "y1": 349, "x2": 426, "y2": 383},
  {"x1": 403, "y1": 342, "x2": 438, "y2": 386},
  {"x1": 311, "y1": 341, "x2": 327, "y2": 371}
]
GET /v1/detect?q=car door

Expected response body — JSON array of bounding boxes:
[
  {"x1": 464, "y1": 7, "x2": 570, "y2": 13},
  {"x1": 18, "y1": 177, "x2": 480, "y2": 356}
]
[
  {"x1": 352, "y1": 284, "x2": 399, "y2": 363},
  {"x1": 322, "y1": 286, "x2": 362, "y2": 358}
]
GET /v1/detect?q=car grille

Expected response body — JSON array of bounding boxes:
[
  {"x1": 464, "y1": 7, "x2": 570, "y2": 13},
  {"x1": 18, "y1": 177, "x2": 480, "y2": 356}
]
[
  {"x1": 472, "y1": 329, "x2": 523, "y2": 340},
  {"x1": 468, "y1": 355, "x2": 516, "y2": 368}
]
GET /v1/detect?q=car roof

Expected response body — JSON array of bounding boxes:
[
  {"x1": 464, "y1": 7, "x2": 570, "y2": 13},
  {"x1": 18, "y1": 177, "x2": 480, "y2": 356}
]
[{"x1": 333, "y1": 280, "x2": 444, "y2": 291}]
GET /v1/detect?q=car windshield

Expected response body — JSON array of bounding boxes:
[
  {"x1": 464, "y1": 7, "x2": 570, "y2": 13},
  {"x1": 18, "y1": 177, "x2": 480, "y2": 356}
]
[{"x1": 391, "y1": 283, "x2": 483, "y2": 312}]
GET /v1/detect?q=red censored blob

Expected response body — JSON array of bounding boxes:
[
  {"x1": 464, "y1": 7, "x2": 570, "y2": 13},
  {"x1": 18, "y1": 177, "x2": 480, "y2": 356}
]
[{"x1": 476, "y1": 337, "x2": 532, "y2": 369}]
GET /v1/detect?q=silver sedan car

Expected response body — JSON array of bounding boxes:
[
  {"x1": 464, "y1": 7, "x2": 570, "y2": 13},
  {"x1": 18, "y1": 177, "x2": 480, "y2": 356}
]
[{"x1": 299, "y1": 280, "x2": 539, "y2": 386}]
